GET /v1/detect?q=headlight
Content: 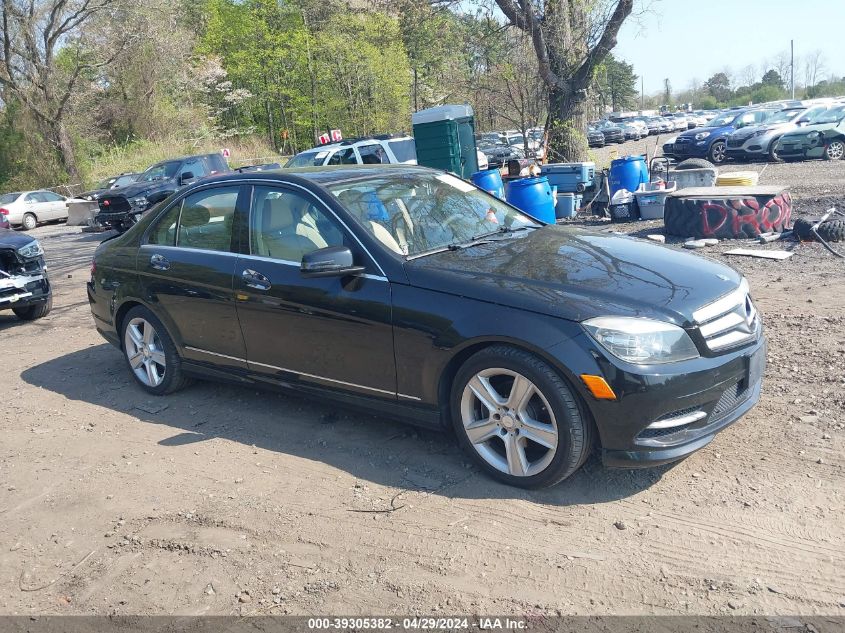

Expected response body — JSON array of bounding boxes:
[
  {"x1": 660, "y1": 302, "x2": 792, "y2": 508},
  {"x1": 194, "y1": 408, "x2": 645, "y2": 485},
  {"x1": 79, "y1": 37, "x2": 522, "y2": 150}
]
[
  {"x1": 807, "y1": 131, "x2": 821, "y2": 139},
  {"x1": 17, "y1": 240, "x2": 44, "y2": 259},
  {"x1": 583, "y1": 317, "x2": 699, "y2": 364},
  {"x1": 130, "y1": 196, "x2": 148, "y2": 208},
  {"x1": 694, "y1": 131, "x2": 711, "y2": 141}
]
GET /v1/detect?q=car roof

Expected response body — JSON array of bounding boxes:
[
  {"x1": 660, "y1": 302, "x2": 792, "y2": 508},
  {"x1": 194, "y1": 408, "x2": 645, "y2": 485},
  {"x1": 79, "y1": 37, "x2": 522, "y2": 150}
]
[{"x1": 194, "y1": 164, "x2": 438, "y2": 189}]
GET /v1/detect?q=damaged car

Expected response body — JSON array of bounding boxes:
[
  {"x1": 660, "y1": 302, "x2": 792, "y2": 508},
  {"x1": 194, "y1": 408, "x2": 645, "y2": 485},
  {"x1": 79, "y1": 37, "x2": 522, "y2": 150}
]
[{"x1": 0, "y1": 230, "x2": 52, "y2": 321}]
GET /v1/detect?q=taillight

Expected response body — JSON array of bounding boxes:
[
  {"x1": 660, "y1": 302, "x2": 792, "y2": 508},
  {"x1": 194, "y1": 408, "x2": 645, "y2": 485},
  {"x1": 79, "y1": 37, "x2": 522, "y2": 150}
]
[{"x1": 0, "y1": 208, "x2": 9, "y2": 215}]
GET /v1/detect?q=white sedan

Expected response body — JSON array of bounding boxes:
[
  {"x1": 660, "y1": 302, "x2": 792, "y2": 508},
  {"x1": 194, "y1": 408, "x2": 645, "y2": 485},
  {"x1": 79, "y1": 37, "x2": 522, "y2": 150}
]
[{"x1": 0, "y1": 190, "x2": 69, "y2": 230}]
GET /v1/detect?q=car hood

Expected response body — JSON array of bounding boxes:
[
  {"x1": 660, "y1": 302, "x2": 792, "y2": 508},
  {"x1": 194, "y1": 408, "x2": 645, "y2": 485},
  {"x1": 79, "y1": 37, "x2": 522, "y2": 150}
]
[
  {"x1": 404, "y1": 227, "x2": 742, "y2": 325},
  {"x1": 731, "y1": 122, "x2": 794, "y2": 139},
  {"x1": 0, "y1": 228, "x2": 38, "y2": 249},
  {"x1": 105, "y1": 180, "x2": 167, "y2": 198},
  {"x1": 679, "y1": 125, "x2": 730, "y2": 139}
]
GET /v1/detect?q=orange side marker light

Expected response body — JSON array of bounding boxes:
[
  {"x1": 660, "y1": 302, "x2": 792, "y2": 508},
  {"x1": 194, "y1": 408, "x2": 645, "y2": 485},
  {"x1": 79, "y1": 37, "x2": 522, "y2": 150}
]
[{"x1": 580, "y1": 374, "x2": 617, "y2": 400}]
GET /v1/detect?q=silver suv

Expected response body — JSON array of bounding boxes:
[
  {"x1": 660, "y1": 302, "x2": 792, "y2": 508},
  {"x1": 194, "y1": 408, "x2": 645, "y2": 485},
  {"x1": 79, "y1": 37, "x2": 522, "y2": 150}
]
[
  {"x1": 725, "y1": 106, "x2": 824, "y2": 161},
  {"x1": 285, "y1": 135, "x2": 417, "y2": 167}
]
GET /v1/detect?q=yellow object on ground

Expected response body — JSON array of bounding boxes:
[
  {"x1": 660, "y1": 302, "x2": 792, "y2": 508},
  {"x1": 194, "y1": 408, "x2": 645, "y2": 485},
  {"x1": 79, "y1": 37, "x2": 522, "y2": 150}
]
[{"x1": 716, "y1": 171, "x2": 760, "y2": 187}]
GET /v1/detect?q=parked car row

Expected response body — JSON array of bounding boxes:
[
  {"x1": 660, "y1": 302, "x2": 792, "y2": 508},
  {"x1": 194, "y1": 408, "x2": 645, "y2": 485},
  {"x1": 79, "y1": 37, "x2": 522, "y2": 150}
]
[{"x1": 662, "y1": 100, "x2": 845, "y2": 164}]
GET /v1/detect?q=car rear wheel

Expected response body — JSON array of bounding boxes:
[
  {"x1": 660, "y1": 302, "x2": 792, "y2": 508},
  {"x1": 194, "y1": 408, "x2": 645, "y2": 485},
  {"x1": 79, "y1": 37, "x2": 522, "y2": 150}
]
[
  {"x1": 22, "y1": 213, "x2": 37, "y2": 230},
  {"x1": 824, "y1": 139, "x2": 845, "y2": 160},
  {"x1": 121, "y1": 306, "x2": 189, "y2": 395},
  {"x1": 708, "y1": 141, "x2": 727, "y2": 164},
  {"x1": 450, "y1": 345, "x2": 593, "y2": 489}
]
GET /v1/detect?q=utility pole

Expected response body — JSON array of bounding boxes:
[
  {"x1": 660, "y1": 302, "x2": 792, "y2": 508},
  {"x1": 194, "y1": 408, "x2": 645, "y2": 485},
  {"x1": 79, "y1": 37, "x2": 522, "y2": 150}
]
[
  {"x1": 641, "y1": 76, "x2": 644, "y2": 111},
  {"x1": 791, "y1": 39, "x2": 795, "y2": 99}
]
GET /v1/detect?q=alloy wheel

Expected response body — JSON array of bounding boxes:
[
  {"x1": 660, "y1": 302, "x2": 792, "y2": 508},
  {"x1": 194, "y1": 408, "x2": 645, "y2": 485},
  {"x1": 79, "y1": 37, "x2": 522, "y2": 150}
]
[
  {"x1": 826, "y1": 141, "x2": 844, "y2": 160},
  {"x1": 710, "y1": 141, "x2": 727, "y2": 163},
  {"x1": 124, "y1": 317, "x2": 167, "y2": 387},
  {"x1": 460, "y1": 368, "x2": 558, "y2": 477},
  {"x1": 22, "y1": 213, "x2": 36, "y2": 230}
]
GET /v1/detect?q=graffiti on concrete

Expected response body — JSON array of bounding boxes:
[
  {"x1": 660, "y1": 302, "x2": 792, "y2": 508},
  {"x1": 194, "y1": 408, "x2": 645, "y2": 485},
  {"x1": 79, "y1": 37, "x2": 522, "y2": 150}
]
[{"x1": 665, "y1": 191, "x2": 791, "y2": 239}]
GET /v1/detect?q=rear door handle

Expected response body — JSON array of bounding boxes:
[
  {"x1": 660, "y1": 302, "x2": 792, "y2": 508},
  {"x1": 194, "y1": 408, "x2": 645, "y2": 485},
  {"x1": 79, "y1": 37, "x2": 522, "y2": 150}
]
[
  {"x1": 242, "y1": 268, "x2": 271, "y2": 291},
  {"x1": 150, "y1": 254, "x2": 170, "y2": 271}
]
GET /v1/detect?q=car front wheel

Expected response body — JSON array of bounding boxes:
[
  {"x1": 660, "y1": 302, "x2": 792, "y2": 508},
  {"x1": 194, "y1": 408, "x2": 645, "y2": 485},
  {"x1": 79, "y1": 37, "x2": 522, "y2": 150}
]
[
  {"x1": 708, "y1": 140, "x2": 727, "y2": 164},
  {"x1": 450, "y1": 345, "x2": 593, "y2": 489},
  {"x1": 824, "y1": 139, "x2": 845, "y2": 160},
  {"x1": 121, "y1": 306, "x2": 189, "y2": 395}
]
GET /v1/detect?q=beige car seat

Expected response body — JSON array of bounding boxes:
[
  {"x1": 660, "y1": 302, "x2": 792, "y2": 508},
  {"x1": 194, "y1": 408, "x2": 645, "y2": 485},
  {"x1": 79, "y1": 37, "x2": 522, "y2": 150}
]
[{"x1": 258, "y1": 196, "x2": 327, "y2": 261}]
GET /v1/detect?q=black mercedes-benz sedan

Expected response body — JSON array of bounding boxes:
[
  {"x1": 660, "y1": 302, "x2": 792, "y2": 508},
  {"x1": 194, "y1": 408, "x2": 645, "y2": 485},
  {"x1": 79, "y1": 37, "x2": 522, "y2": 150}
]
[{"x1": 87, "y1": 165, "x2": 765, "y2": 488}]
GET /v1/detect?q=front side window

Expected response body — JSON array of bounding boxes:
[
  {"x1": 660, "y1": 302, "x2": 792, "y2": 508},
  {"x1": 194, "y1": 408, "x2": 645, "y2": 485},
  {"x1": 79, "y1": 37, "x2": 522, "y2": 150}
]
[
  {"x1": 249, "y1": 186, "x2": 346, "y2": 263},
  {"x1": 41, "y1": 191, "x2": 64, "y2": 202},
  {"x1": 328, "y1": 172, "x2": 539, "y2": 257}
]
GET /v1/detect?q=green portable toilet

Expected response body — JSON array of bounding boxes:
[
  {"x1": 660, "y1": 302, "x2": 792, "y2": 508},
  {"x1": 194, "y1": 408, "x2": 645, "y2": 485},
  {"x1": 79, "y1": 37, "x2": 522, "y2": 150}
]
[{"x1": 412, "y1": 104, "x2": 478, "y2": 179}]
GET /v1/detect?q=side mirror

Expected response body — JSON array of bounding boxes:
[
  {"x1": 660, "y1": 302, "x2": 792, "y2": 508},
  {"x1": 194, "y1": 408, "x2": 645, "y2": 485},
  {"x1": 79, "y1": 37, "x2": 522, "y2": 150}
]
[
  {"x1": 301, "y1": 246, "x2": 365, "y2": 279},
  {"x1": 179, "y1": 171, "x2": 195, "y2": 185}
]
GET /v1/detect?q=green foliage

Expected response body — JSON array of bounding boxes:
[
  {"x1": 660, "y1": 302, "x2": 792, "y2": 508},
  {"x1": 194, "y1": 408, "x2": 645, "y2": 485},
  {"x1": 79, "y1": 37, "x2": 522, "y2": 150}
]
[
  {"x1": 593, "y1": 55, "x2": 639, "y2": 111},
  {"x1": 697, "y1": 95, "x2": 719, "y2": 110},
  {"x1": 761, "y1": 69, "x2": 784, "y2": 89},
  {"x1": 703, "y1": 72, "x2": 732, "y2": 103}
]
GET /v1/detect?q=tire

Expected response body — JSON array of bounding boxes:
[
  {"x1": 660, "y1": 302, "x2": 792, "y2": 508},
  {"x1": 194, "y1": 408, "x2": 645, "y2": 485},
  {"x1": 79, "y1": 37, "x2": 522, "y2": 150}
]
[
  {"x1": 768, "y1": 137, "x2": 784, "y2": 163},
  {"x1": 450, "y1": 345, "x2": 594, "y2": 489},
  {"x1": 708, "y1": 140, "x2": 727, "y2": 164},
  {"x1": 792, "y1": 216, "x2": 845, "y2": 242},
  {"x1": 13, "y1": 298, "x2": 51, "y2": 321},
  {"x1": 21, "y1": 213, "x2": 37, "y2": 231},
  {"x1": 823, "y1": 139, "x2": 845, "y2": 161},
  {"x1": 120, "y1": 306, "x2": 190, "y2": 395},
  {"x1": 675, "y1": 158, "x2": 716, "y2": 170}
]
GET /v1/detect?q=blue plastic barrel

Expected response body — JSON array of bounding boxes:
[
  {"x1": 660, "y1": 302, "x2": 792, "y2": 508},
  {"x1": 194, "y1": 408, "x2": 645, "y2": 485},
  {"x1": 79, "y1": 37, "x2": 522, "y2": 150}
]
[
  {"x1": 471, "y1": 169, "x2": 505, "y2": 199},
  {"x1": 505, "y1": 176, "x2": 556, "y2": 223},
  {"x1": 609, "y1": 155, "x2": 648, "y2": 198}
]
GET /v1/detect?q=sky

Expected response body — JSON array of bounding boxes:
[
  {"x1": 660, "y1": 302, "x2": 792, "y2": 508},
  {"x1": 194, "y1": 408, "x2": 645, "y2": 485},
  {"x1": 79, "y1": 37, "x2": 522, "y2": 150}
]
[{"x1": 614, "y1": 0, "x2": 845, "y2": 95}]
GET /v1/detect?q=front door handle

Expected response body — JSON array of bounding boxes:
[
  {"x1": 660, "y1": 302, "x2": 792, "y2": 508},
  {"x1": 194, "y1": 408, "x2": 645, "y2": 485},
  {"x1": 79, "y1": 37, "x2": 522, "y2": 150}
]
[
  {"x1": 150, "y1": 254, "x2": 170, "y2": 271},
  {"x1": 242, "y1": 268, "x2": 271, "y2": 291}
]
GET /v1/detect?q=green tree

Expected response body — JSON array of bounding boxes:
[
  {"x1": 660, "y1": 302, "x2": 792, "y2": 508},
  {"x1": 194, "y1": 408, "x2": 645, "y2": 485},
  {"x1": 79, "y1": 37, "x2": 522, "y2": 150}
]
[
  {"x1": 594, "y1": 55, "x2": 638, "y2": 112},
  {"x1": 494, "y1": 0, "x2": 634, "y2": 161},
  {"x1": 703, "y1": 72, "x2": 732, "y2": 103},
  {"x1": 761, "y1": 69, "x2": 784, "y2": 89}
]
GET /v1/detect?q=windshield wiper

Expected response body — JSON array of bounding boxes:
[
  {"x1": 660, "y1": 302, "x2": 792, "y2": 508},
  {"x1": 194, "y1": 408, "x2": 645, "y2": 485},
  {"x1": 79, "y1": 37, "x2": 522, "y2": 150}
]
[{"x1": 470, "y1": 224, "x2": 539, "y2": 241}]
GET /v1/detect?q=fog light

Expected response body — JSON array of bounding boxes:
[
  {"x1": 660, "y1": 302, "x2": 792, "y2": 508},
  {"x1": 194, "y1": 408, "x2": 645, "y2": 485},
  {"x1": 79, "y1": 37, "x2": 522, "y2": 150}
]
[{"x1": 581, "y1": 375, "x2": 617, "y2": 400}]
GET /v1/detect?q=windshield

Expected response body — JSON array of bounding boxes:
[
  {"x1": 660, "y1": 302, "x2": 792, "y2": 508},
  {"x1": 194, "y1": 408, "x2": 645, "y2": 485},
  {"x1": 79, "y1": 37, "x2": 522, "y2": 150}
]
[
  {"x1": 328, "y1": 172, "x2": 540, "y2": 257},
  {"x1": 285, "y1": 150, "x2": 331, "y2": 168},
  {"x1": 140, "y1": 161, "x2": 180, "y2": 182},
  {"x1": 808, "y1": 106, "x2": 845, "y2": 125},
  {"x1": 707, "y1": 112, "x2": 739, "y2": 127},
  {"x1": 0, "y1": 192, "x2": 22, "y2": 204},
  {"x1": 507, "y1": 135, "x2": 525, "y2": 145},
  {"x1": 112, "y1": 174, "x2": 137, "y2": 188},
  {"x1": 764, "y1": 109, "x2": 804, "y2": 125}
]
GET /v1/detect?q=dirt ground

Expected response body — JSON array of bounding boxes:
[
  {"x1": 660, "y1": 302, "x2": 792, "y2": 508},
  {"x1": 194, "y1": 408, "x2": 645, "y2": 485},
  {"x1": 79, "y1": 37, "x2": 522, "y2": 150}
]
[{"x1": 1, "y1": 157, "x2": 844, "y2": 618}]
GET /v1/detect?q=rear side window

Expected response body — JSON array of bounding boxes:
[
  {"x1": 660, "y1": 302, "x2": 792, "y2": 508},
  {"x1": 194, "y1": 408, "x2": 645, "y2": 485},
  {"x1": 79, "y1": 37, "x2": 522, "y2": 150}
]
[
  {"x1": 327, "y1": 148, "x2": 357, "y2": 165},
  {"x1": 179, "y1": 158, "x2": 206, "y2": 180},
  {"x1": 358, "y1": 144, "x2": 388, "y2": 164},
  {"x1": 147, "y1": 187, "x2": 240, "y2": 252},
  {"x1": 387, "y1": 139, "x2": 416, "y2": 163},
  {"x1": 148, "y1": 205, "x2": 181, "y2": 246}
]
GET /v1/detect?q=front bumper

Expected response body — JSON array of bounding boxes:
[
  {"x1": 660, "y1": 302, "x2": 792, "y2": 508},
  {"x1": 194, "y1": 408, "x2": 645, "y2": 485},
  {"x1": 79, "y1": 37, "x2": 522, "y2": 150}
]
[
  {"x1": 0, "y1": 272, "x2": 51, "y2": 310},
  {"x1": 597, "y1": 335, "x2": 766, "y2": 467}
]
